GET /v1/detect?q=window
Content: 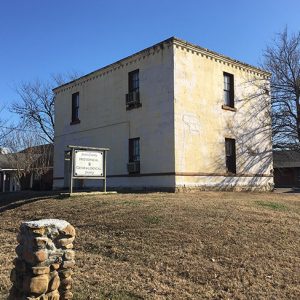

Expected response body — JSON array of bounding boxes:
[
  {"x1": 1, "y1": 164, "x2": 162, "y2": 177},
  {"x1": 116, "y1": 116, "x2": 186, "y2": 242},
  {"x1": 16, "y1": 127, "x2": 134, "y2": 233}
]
[
  {"x1": 223, "y1": 72, "x2": 234, "y2": 108},
  {"x1": 71, "y1": 92, "x2": 80, "y2": 123},
  {"x1": 129, "y1": 69, "x2": 139, "y2": 93},
  {"x1": 126, "y1": 69, "x2": 141, "y2": 110},
  {"x1": 225, "y1": 138, "x2": 236, "y2": 174},
  {"x1": 129, "y1": 138, "x2": 140, "y2": 162},
  {"x1": 128, "y1": 138, "x2": 140, "y2": 174}
]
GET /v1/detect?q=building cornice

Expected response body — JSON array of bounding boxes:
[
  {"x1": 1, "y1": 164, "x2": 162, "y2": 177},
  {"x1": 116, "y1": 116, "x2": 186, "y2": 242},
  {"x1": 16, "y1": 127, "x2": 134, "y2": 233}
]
[
  {"x1": 53, "y1": 37, "x2": 174, "y2": 94},
  {"x1": 172, "y1": 37, "x2": 270, "y2": 77},
  {"x1": 53, "y1": 36, "x2": 270, "y2": 94}
]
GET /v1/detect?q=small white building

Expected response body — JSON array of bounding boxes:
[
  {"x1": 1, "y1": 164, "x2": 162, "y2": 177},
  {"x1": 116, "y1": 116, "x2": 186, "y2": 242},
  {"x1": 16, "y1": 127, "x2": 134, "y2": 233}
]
[
  {"x1": 53, "y1": 37, "x2": 273, "y2": 191},
  {"x1": 0, "y1": 154, "x2": 21, "y2": 192}
]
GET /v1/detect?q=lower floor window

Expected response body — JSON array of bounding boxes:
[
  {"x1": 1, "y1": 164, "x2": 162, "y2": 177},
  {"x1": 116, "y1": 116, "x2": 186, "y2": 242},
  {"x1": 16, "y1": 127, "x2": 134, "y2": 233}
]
[
  {"x1": 128, "y1": 138, "x2": 140, "y2": 174},
  {"x1": 225, "y1": 138, "x2": 236, "y2": 174},
  {"x1": 129, "y1": 138, "x2": 140, "y2": 162}
]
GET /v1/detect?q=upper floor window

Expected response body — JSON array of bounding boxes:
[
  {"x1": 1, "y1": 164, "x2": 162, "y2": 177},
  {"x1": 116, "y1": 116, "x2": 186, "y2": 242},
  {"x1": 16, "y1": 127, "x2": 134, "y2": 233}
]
[
  {"x1": 129, "y1": 69, "x2": 139, "y2": 93},
  {"x1": 71, "y1": 92, "x2": 80, "y2": 124},
  {"x1": 225, "y1": 138, "x2": 236, "y2": 174},
  {"x1": 223, "y1": 72, "x2": 234, "y2": 108},
  {"x1": 126, "y1": 69, "x2": 141, "y2": 110}
]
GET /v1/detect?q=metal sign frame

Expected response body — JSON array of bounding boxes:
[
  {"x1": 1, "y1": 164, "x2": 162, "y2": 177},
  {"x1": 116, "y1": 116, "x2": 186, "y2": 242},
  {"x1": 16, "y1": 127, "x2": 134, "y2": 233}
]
[{"x1": 67, "y1": 145, "x2": 109, "y2": 195}]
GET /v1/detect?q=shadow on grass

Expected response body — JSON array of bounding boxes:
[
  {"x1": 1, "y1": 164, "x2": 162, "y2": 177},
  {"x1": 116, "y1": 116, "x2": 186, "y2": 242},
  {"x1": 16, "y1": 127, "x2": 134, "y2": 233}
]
[
  {"x1": 0, "y1": 190, "x2": 61, "y2": 213},
  {"x1": 285, "y1": 188, "x2": 300, "y2": 193},
  {"x1": 275, "y1": 187, "x2": 300, "y2": 193}
]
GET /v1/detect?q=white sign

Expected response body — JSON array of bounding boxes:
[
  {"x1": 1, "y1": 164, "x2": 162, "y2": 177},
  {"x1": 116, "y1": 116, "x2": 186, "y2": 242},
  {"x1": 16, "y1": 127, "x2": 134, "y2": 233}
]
[{"x1": 74, "y1": 150, "x2": 103, "y2": 177}]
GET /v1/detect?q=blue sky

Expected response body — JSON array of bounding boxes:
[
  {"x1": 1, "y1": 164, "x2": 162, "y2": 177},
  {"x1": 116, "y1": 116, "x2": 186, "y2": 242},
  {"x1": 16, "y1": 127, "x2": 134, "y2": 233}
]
[{"x1": 0, "y1": 0, "x2": 299, "y2": 121}]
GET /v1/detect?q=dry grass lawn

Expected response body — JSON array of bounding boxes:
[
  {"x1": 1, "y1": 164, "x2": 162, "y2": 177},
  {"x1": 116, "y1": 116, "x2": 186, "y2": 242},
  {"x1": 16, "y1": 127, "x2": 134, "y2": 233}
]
[{"x1": 0, "y1": 191, "x2": 299, "y2": 299}]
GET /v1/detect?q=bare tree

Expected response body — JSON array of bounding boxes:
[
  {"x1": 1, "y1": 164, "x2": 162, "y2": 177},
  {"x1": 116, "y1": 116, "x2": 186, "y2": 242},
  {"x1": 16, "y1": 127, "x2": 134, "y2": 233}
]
[
  {"x1": 10, "y1": 73, "x2": 80, "y2": 143},
  {"x1": 3, "y1": 130, "x2": 52, "y2": 181},
  {"x1": 0, "y1": 105, "x2": 14, "y2": 150},
  {"x1": 263, "y1": 28, "x2": 300, "y2": 151}
]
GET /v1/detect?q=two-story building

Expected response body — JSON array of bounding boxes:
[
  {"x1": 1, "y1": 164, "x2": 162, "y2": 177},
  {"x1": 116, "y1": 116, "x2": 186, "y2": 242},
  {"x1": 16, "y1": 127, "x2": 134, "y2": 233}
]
[{"x1": 53, "y1": 37, "x2": 273, "y2": 191}]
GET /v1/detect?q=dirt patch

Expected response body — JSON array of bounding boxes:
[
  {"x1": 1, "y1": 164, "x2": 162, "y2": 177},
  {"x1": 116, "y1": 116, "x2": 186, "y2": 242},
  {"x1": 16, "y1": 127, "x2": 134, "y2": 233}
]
[{"x1": 0, "y1": 191, "x2": 299, "y2": 299}]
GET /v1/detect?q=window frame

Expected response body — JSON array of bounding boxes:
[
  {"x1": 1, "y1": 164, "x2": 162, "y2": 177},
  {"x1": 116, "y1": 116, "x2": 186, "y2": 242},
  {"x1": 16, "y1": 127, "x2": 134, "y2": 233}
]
[
  {"x1": 129, "y1": 138, "x2": 140, "y2": 163},
  {"x1": 71, "y1": 92, "x2": 80, "y2": 124},
  {"x1": 128, "y1": 69, "x2": 139, "y2": 93},
  {"x1": 126, "y1": 69, "x2": 141, "y2": 110},
  {"x1": 225, "y1": 138, "x2": 236, "y2": 174},
  {"x1": 223, "y1": 72, "x2": 235, "y2": 108}
]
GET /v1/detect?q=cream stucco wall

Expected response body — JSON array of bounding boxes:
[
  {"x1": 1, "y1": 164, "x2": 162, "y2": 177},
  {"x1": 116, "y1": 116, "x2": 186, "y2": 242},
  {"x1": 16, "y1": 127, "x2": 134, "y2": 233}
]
[
  {"x1": 53, "y1": 40, "x2": 175, "y2": 190},
  {"x1": 173, "y1": 41, "x2": 273, "y2": 190},
  {"x1": 53, "y1": 37, "x2": 274, "y2": 191}
]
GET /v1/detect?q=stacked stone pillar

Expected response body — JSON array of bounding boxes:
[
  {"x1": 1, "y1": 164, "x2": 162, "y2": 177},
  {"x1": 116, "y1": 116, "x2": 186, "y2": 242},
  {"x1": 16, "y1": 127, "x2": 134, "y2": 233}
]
[{"x1": 9, "y1": 219, "x2": 76, "y2": 300}]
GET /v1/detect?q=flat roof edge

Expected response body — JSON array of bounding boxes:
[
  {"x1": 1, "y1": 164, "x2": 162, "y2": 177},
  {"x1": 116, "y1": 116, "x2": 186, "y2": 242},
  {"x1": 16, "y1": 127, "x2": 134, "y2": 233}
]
[
  {"x1": 172, "y1": 37, "x2": 270, "y2": 76},
  {"x1": 53, "y1": 37, "x2": 175, "y2": 92},
  {"x1": 53, "y1": 36, "x2": 270, "y2": 93}
]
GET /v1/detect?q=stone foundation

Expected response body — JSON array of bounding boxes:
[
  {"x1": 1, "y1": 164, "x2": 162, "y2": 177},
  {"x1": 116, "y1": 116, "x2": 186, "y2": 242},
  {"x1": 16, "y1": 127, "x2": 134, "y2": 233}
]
[
  {"x1": 175, "y1": 184, "x2": 274, "y2": 192},
  {"x1": 9, "y1": 219, "x2": 75, "y2": 300}
]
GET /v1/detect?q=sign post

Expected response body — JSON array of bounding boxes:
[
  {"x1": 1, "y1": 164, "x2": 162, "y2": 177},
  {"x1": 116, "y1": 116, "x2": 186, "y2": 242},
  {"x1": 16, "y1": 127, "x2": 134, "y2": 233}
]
[{"x1": 68, "y1": 145, "x2": 109, "y2": 195}]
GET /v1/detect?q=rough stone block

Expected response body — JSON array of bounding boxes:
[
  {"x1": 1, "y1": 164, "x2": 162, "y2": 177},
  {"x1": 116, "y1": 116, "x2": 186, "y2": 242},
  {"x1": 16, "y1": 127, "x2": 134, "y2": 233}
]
[
  {"x1": 25, "y1": 274, "x2": 49, "y2": 295},
  {"x1": 34, "y1": 249, "x2": 48, "y2": 263},
  {"x1": 63, "y1": 243, "x2": 74, "y2": 249},
  {"x1": 60, "y1": 225, "x2": 76, "y2": 237},
  {"x1": 34, "y1": 237, "x2": 49, "y2": 249},
  {"x1": 48, "y1": 274, "x2": 60, "y2": 291},
  {"x1": 9, "y1": 219, "x2": 75, "y2": 299},
  {"x1": 62, "y1": 260, "x2": 75, "y2": 269},
  {"x1": 31, "y1": 227, "x2": 46, "y2": 236},
  {"x1": 50, "y1": 263, "x2": 60, "y2": 270},
  {"x1": 32, "y1": 266, "x2": 50, "y2": 275},
  {"x1": 57, "y1": 237, "x2": 75, "y2": 247}
]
